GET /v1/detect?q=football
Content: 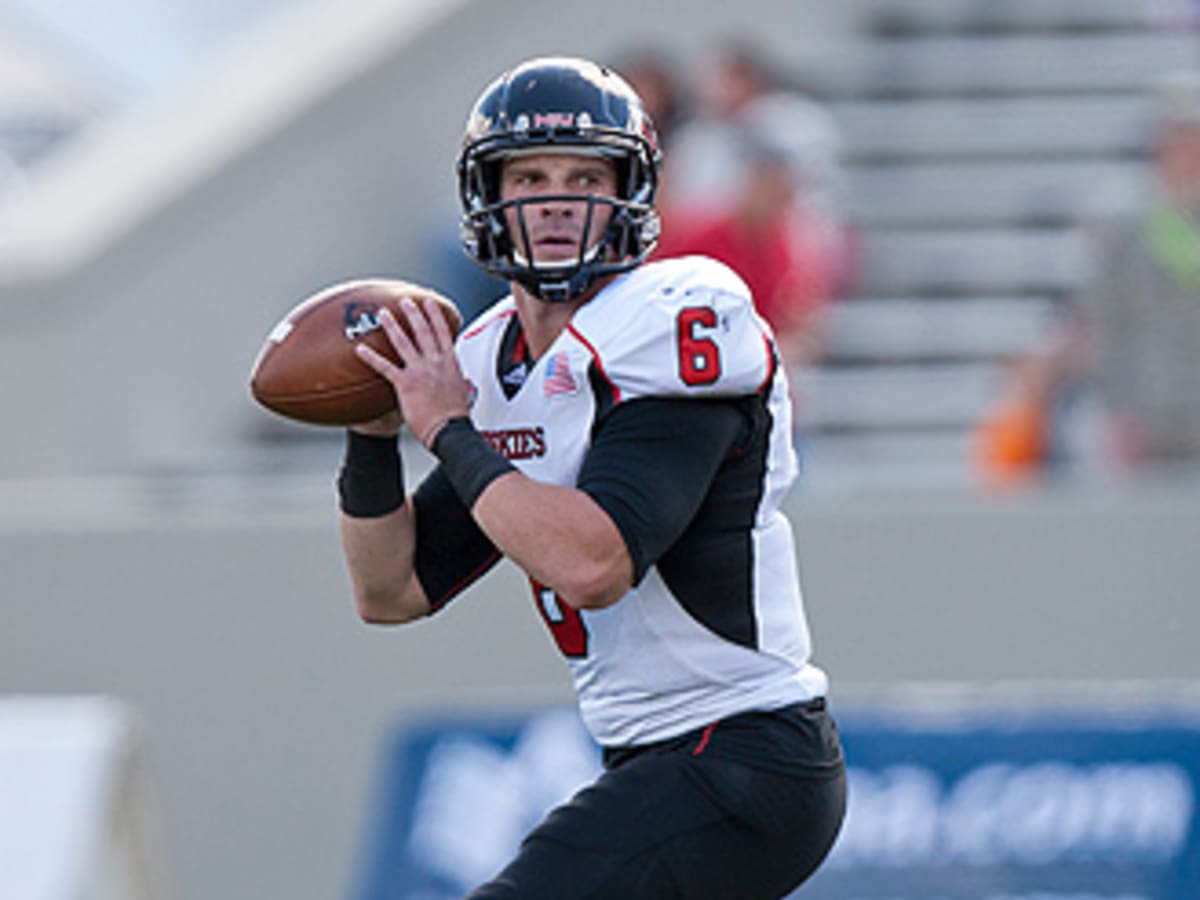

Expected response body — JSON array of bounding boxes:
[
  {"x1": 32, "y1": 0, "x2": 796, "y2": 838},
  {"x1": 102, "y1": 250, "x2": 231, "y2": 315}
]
[{"x1": 249, "y1": 278, "x2": 464, "y2": 426}]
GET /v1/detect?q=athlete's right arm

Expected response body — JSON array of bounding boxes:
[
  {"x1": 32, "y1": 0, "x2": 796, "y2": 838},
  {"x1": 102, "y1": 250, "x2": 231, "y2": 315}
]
[
  {"x1": 338, "y1": 424, "x2": 502, "y2": 625},
  {"x1": 338, "y1": 417, "x2": 431, "y2": 624},
  {"x1": 340, "y1": 501, "x2": 430, "y2": 625}
]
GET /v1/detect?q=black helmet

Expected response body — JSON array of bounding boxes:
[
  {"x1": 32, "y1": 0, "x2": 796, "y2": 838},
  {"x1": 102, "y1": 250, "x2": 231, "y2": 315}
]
[{"x1": 456, "y1": 56, "x2": 662, "y2": 302}]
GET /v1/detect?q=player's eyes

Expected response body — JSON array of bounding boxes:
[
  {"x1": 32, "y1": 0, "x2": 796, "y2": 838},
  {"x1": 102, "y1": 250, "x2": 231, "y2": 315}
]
[{"x1": 505, "y1": 169, "x2": 610, "y2": 192}]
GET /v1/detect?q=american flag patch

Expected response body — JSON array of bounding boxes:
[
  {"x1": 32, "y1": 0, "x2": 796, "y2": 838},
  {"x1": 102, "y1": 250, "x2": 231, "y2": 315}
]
[{"x1": 543, "y1": 351, "x2": 578, "y2": 397}]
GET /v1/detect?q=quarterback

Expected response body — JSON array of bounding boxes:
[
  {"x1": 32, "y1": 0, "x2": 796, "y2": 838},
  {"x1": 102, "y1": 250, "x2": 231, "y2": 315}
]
[{"x1": 338, "y1": 56, "x2": 845, "y2": 898}]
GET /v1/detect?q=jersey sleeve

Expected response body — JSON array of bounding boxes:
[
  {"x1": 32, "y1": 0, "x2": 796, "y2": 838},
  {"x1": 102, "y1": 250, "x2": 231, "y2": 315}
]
[
  {"x1": 577, "y1": 256, "x2": 777, "y2": 403},
  {"x1": 576, "y1": 396, "x2": 749, "y2": 583},
  {"x1": 412, "y1": 465, "x2": 502, "y2": 612}
]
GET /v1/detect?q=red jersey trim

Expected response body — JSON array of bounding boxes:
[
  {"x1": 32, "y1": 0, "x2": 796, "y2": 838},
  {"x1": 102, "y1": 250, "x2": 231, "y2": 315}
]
[
  {"x1": 566, "y1": 323, "x2": 621, "y2": 404},
  {"x1": 461, "y1": 307, "x2": 515, "y2": 342},
  {"x1": 692, "y1": 721, "x2": 718, "y2": 756}
]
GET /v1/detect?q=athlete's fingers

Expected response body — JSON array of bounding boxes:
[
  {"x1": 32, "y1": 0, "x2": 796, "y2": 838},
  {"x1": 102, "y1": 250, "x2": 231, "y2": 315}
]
[
  {"x1": 422, "y1": 296, "x2": 454, "y2": 352},
  {"x1": 354, "y1": 341, "x2": 404, "y2": 383},
  {"x1": 379, "y1": 307, "x2": 419, "y2": 362},
  {"x1": 400, "y1": 296, "x2": 441, "y2": 355}
]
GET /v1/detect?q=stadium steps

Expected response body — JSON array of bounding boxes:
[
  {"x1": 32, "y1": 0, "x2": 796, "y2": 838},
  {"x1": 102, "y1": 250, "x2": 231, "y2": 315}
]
[
  {"x1": 858, "y1": 0, "x2": 1174, "y2": 37},
  {"x1": 843, "y1": 33, "x2": 1199, "y2": 99},
  {"x1": 799, "y1": 362, "x2": 999, "y2": 431},
  {"x1": 844, "y1": 160, "x2": 1144, "y2": 228},
  {"x1": 832, "y1": 95, "x2": 1150, "y2": 163},
  {"x1": 855, "y1": 226, "x2": 1089, "y2": 296},
  {"x1": 797, "y1": 427, "x2": 975, "y2": 490},
  {"x1": 821, "y1": 296, "x2": 1056, "y2": 364},
  {"x1": 798, "y1": 1, "x2": 1194, "y2": 488}
]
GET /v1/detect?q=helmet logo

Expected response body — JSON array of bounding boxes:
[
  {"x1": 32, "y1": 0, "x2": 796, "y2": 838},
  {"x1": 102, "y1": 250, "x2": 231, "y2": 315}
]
[{"x1": 532, "y1": 111, "x2": 575, "y2": 129}]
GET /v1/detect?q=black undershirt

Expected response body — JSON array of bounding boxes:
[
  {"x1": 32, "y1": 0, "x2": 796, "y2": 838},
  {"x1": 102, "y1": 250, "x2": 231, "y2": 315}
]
[{"x1": 412, "y1": 396, "x2": 752, "y2": 610}]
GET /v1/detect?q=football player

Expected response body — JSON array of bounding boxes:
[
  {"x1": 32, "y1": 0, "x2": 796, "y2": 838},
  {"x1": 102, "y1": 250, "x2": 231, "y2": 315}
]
[{"x1": 338, "y1": 56, "x2": 845, "y2": 899}]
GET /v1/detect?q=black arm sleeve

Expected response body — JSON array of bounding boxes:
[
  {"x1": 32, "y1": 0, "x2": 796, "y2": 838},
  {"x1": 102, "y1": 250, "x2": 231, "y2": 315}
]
[
  {"x1": 412, "y1": 465, "x2": 502, "y2": 612},
  {"x1": 576, "y1": 397, "x2": 748, "y2": 584}
]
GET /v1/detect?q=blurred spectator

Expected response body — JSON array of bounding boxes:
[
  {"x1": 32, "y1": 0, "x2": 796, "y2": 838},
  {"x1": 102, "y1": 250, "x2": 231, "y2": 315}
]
[
  {"x1": 653, "y1": 41, "x2": 850, "y2": 367},
  {"x1": 974, "y1": 354, "x2": 1052, "y2": 488},
  {"x1": 655, "y1": 126, "x2": 833, "y2": 367},
  {"x1": 665, "y1": 41, "x2": 847, "y2": 265},
  {"x1": 975, "y1": 70, "x2": 1200, "y2": 485},
  {"x1": 973, "y1": 319, "x2": 1097, "y2": 488},
  {"x1": 612, "y1": 50, "x2": 685, "y2": 152}
]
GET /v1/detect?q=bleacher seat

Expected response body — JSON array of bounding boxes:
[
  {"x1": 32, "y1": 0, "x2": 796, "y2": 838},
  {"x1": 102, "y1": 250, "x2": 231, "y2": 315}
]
[
  {"x1": 857, "y1": 227, "x2": 1089, "y2": 295},
  {"x1": 861, "y1": 0, "x2": 1163, "y2": 36},
  {"x1": 832, "y1": 95, "x2": 1150, "y2": 162},
  {"x1": 796, "y1": 428, "x2": 976, "y2": 488},
  {"x1": 796, "y1": 362, "x2": 999, "y2": 431},
  {"x1": 822, "y1": 296, "x2": 1056, "y2": 363},
  {"x1": 845, "y1": 159, "x2": 1145, "y2": 227},
  {"x1": 849, "y1": 33, "x2": 1199, "y2": 97}
]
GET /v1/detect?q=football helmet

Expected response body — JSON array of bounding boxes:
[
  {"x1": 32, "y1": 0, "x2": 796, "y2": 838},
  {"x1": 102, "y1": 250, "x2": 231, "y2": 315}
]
[{"x1": 456, "y1": 56, "x2": 662, "y2": 302}]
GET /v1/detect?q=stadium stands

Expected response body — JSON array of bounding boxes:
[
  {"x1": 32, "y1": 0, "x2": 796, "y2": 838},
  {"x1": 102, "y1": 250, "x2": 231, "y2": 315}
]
[
  {"x1": 859, "y1": 0, "x2": 1170, "y2": 35},
  {"x1": 849, "y1": 33, "x2": 1199, "y2": 97},
  {"x1": 845, "y1": 160, "x2": 1145, "y2": 227},
  {"x1": 796, "y1": 0, "x2": 1200, "y2": 487},
  {"x1": 822, "y1": 296, "x2": 1055, "y2": 363},
  {"x1": 837, "y1": 96, "x2": 1150, "y2": 163}
]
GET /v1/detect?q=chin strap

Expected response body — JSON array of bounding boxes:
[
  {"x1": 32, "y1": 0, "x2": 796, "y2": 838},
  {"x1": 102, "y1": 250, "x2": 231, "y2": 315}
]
[{"x1": 518, "y1": 266, "x2": 599, "y2": 302}]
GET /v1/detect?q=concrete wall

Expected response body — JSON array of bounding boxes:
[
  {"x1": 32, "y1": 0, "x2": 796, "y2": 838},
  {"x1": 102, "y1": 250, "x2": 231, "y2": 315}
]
[{"x1": 3, "y1": 480, "x2": 1198, "y2": 900}]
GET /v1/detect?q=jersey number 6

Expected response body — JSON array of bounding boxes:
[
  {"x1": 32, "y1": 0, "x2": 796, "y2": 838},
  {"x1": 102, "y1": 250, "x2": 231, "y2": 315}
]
[{"x1": 676, "y1": 306, "x2": 722, "y2": 386}]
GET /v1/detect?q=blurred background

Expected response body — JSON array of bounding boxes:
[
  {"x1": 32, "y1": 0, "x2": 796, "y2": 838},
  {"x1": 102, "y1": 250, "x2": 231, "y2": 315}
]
[{"x1": 1, "y1": 1, "x2": 1199, "y2": 898}]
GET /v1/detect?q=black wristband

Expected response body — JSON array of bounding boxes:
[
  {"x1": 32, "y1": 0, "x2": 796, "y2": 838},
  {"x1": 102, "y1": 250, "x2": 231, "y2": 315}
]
[
  {"x1": 431, "y1": 417, "x2": 516, "y2": 508},
  {"x1": 337, "y1": 430, "x2": 405, "y2": 517}
]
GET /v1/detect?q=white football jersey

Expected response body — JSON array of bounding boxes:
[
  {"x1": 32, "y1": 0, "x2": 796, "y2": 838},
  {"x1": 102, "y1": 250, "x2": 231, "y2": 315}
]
[{"x1": 455, "y1": 255, "x2": 828, "y2": 746}]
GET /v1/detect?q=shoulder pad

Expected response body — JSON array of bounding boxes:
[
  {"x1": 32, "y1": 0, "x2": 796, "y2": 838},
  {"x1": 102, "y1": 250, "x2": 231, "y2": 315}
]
[
  {"x1": 457, "y1": 295, "x2": 516, "y2": 344},
  {"x1": 569, "y1": 256, "x2": 776, "y2": 402}
]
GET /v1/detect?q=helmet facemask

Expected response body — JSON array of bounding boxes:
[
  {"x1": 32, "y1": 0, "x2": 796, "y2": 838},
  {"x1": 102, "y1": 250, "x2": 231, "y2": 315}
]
[{"x1": 456, "y1": 58, "x2": 662, "y2": 302}]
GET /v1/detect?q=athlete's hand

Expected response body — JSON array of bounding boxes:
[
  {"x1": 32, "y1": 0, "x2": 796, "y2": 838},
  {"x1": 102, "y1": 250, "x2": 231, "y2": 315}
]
[{"x1": 354, "y1": 296, "x2": 473, "y2": 448}]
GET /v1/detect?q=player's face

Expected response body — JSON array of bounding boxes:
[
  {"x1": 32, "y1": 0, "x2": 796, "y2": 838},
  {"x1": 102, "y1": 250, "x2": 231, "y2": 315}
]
[{"x1": 499, "y1": 153, "x2": 619, "y2": 265}]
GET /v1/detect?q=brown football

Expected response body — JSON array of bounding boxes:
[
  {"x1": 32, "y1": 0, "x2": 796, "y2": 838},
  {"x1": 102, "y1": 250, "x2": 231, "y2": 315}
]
[{"x1": 249, "y1": 278, "x2": 463, "y2": 426}]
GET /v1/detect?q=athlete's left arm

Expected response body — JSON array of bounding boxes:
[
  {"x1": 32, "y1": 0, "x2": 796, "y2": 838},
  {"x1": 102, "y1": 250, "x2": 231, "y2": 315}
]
[{"x1": 473, "y1": 397, "x2": 747, "y2": 610}]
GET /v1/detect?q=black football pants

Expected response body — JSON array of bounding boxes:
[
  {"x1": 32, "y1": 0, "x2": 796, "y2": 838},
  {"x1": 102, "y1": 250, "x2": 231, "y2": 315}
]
[{"x1": 466, "y1": 704, "x2": 846, "y2": 900}]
